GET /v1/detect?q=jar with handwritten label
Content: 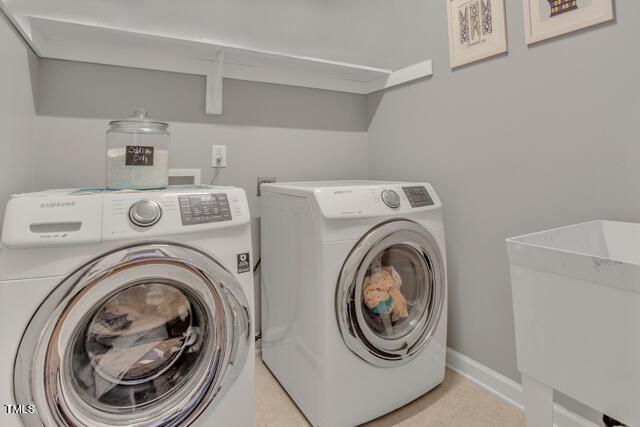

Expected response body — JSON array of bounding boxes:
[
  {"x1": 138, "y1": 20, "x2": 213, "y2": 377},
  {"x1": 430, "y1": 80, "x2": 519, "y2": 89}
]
[{"x1": 106, "y1": 108, "x2": 170, "y2": 190}]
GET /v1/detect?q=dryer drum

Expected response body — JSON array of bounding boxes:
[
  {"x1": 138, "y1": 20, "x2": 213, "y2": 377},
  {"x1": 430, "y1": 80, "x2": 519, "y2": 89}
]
[
  {"x1": 13, "y1": 242, "x2": 251, "y2": 427},
  {"x1": 336, "y1": 220, "x2": 446, "y2": 368}
]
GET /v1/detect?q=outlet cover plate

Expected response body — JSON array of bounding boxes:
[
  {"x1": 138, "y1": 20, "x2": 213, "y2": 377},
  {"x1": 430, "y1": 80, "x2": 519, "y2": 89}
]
[{"x1": 211, "y1": 145, "x2": 227, "y2": 167}]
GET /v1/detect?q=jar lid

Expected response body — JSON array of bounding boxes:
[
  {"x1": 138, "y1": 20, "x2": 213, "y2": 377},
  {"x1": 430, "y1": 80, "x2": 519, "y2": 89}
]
[{"x1": 108, "y1": 108, "x2": 169, "y2": 133}]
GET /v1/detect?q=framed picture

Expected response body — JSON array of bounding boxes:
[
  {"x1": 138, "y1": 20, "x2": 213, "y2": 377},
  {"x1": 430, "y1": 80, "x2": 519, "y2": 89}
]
[
  {"x1": 523, "y1": 0, "x2": 614, "y2": 44},
  {"x1": 447, "y1": 0, "x2": 508, "y2": 68}
]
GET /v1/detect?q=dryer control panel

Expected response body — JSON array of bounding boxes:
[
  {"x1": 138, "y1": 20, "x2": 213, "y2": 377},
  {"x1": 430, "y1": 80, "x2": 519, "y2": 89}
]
[
  {"x1": 313, "y1": 182, "x2": 441, "y2": 219},
  {"x1": 402, "y1": 186, "x2": 434, "y2": 208}
]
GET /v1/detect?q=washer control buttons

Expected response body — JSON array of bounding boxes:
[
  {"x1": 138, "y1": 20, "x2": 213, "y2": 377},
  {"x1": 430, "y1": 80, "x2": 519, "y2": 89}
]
[
  {"x1": 179, "y1": 193, "x2": 232, "y2": 225},
  {"x1": 381, "y1": 190, "x2": 401, "y2": 209},
  {"x1": 129, "y1": 200, "x2": 162, "y2": 227}
]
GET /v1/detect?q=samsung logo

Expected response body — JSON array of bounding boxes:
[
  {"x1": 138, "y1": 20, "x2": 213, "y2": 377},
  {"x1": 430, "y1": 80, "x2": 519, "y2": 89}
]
[
  {"x1": 333, "y1": 190, "x2": 353, "y2": 195},
  {"x1": 40, "y1": 202, "x2": 76, "y2": 208}
]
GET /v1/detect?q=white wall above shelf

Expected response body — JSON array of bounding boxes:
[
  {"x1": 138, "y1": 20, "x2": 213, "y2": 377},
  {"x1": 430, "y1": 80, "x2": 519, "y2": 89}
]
[{"x1": 22, "y1": 17, "x2": 432, "y2": 97}]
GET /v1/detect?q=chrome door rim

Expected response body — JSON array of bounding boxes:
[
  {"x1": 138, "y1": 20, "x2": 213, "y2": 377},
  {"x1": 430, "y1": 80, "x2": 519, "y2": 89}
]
[
  {"x1": 336, "y1": 220, "x2": 445, "y2": 367},
  {"x1": 14, "y1": 242, "x2": 251, "y2": 427}
]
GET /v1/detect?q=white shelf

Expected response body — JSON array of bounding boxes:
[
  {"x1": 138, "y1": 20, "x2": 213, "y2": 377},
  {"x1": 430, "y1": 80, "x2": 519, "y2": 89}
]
[{"x1": 24, "y1": 17, "x2": 432, "y2": 96}]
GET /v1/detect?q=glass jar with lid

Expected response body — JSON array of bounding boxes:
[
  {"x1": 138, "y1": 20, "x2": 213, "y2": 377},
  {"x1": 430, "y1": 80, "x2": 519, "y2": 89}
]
[{"x1": 106, "y1": 108, "x2": 170, "y2": 190}]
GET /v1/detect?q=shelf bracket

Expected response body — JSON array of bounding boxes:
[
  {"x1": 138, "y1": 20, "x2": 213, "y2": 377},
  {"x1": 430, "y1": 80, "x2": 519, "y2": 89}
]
[{"x1": 205, "y1": 49, "x2": 225, "y2": 115}]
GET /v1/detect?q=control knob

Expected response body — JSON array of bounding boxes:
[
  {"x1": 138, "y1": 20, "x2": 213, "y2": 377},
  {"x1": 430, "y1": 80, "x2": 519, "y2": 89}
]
[
  {"x1": 381, "y1": 190, "x2": 401, "y2": 209},
  {"x1": 129, "y1": 200, "x2": 162, "y2": 227}
]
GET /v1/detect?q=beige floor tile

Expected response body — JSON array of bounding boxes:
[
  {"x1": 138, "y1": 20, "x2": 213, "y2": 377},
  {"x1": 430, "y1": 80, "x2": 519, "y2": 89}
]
[
  {"x1": 255, "y1": 357, "x2": 524, "y2": 427},
  {"x1": 256, "y1": 358, "x2": 311, "y2": 427}
]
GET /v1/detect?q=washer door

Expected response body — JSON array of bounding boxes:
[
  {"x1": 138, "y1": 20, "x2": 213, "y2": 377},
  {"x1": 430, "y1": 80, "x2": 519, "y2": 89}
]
[
  {"x1": 14, "y1": 242, "x2": 251, "y2": 427},
  {"x1": 336, "y1": 220, "x2": 445, "y2": 367}
]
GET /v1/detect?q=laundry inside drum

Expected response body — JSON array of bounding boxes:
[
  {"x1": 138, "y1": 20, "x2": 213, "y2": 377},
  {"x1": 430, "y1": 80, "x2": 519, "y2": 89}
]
[
  {"x1": 86, "y1": 283, "x2": 192, "y2": 383},
  {"x1": 360, "y1": 244, "x2": 432, "y2": 340},
  {"x1": 68, "y1": 282, "x2": 207, "y2": 412}
]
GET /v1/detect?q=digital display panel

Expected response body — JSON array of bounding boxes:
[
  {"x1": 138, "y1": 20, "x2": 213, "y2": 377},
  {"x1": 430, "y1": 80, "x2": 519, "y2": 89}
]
[
  {"x1": 402, "y1": 186, "x2": 434, "y2": 208},
  {"x1": 179, "y1": 193, "x2": 232, "y2": 225}
]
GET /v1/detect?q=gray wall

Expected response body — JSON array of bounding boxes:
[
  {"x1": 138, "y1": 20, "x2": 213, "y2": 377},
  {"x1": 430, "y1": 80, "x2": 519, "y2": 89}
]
[
  {"x1": 367, "y1": 0, "x2": 638, "y2": 421},
  {"x1": 37, "y1": 59, "x2": 368, "y2": 132},
  {"x1": 33, "y1": 59, "x2": 369, "y2": 214},
  {"x1": 34, "y1": 116, "x2": 367, "y2": 217},
  {"x1": 0, "y1": 13, "x2": 37, "y2": 227}
]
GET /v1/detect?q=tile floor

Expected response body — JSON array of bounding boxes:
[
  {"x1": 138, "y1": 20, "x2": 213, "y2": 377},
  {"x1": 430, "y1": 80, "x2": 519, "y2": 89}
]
[{"x1": 255, "y1": 357, "x2": 525, "y2": 426}]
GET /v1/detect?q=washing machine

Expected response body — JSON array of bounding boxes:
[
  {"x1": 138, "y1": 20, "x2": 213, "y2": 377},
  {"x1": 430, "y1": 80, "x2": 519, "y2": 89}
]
[
  {"x1": 0, "y1": 186, "x2": 255, "y2": 427},
  {"x1": 261, "y1": 180, "x2": 447, "y2": 427}
]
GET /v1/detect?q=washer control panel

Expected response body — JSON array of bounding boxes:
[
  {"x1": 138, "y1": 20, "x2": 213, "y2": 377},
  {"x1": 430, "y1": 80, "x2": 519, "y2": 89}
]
[
  {"x1": 179, "y1": 193, "x2": 232, "y2": 225},
  {"x1": 381, "y1": 190, "x2": 401, "y2": 209},
  {"x1": 402, "y1": 186, "x2": 434, "y2": 208}
]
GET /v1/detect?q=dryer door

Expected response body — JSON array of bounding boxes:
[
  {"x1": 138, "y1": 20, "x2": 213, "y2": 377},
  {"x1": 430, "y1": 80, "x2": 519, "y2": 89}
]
[
  {"x1": 336, "y1": 220, "x2": 445, "y2": 367},
  {"x1": 14, "y1": 242, "x2": 251, "y2": 427}
]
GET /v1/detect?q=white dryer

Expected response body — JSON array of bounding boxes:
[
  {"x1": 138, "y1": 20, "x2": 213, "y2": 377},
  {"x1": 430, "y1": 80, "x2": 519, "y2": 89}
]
[
  {"x1": 261, "y1": 181, "x2": 447, "y2": 427},
  {"x1": 0, "y1": 186, "x2": 254, "y2": 427}
]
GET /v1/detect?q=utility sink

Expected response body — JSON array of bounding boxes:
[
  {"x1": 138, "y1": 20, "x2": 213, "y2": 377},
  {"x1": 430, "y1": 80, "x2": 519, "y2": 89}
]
[{"x1": 507, "y1": 221, "x2": 640, "y2": 427}]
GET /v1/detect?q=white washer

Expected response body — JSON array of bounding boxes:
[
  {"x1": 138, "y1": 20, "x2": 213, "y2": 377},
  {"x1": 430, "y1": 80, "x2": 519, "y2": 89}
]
[
  {"x1": 0, "y1": 186, "x2": 255, "y2": 427},
  {"x1": 261, "y1": 180, "x2": 447, "y2": 427}
]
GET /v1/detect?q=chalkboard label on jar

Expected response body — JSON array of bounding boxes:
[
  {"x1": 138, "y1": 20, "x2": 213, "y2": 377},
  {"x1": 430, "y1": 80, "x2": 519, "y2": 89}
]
[{"x1": 125, "y1": 146, "x2": 155, "y2": 166}]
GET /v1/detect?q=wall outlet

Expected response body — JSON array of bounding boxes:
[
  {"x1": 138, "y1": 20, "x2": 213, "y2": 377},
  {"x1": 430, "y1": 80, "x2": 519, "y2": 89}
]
[
  {"x1": 257, "y1": 177, "x2": 276, "y2": 196},
  {"x1": 211, "y1": 145, "x2": 227, "y2": 168}
]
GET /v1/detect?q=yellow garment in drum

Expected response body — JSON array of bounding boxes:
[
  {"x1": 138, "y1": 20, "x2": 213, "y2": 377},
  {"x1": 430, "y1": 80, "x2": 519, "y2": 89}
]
[{"x1": 362, "y1": 266, "x2": 408, "y2": 321}]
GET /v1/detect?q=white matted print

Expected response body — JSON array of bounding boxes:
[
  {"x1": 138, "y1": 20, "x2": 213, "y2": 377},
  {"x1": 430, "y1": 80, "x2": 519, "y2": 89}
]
[
  {"x1": 447, "y1": 0, "x2": 508, "y2": 68},
  {"x1": 523, "y1": 0, "x2": 613, "y2": 44}
]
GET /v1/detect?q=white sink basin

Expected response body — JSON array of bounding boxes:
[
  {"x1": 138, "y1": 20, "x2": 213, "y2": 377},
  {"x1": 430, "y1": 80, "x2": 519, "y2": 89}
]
[{"x1": 507, "y1": 221, "x2": 640, "y2": 426}]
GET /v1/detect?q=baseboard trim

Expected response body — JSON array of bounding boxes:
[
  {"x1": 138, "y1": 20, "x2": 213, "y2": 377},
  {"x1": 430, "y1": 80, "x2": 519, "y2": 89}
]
[{"x1": 446, "y1": 348, "x2": 599, "y2": 427}]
